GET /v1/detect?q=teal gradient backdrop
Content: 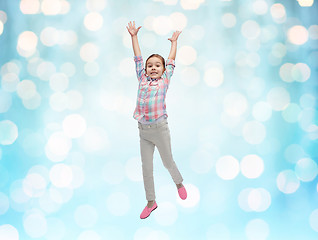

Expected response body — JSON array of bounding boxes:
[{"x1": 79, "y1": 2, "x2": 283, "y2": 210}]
[{"x1": 0, "y1": 0, "x2": 317, "y2": 239}]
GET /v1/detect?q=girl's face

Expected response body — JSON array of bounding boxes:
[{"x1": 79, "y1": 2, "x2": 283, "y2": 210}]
[{"x1": 146, "y1": 57, "x2": 165, "y2": 79}]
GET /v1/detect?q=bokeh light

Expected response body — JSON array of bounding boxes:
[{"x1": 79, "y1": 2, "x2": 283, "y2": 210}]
[{"x1": 1, "y1": 0, "x2": 317, "y2": 239}]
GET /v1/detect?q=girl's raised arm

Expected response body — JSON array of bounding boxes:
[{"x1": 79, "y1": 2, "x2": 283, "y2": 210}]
[
  {"x1": 167, "y1": 31, "x2": 182, "y2": 60},
  {"x1": 126, "y1": 21, "x2": 142, "y2": 56}
]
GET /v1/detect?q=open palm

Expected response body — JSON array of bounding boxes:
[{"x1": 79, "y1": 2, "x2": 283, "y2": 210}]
[
  {"x1": 168, "y1": 31, "x2": 182, "y2": 42},
  {"x1": 126, "y1": 21, "x2": 142, "y2": 36}
]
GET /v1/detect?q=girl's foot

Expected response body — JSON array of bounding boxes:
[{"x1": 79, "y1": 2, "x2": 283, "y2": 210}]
[
  {"x1": 176, "y1": 183, "x2": 183, "y2": 189},
  {"x1": 140, "y1": 201, "x2": 157, "y2": 219},
  {"x1": 147, "y1": 200, "x2": 155, "y2": 208},
  {"x1": 177, "y1": 183, "x2": 187, "y2": 200}
]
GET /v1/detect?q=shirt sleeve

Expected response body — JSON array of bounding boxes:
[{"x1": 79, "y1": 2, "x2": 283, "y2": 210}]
[
  {"x1": 134, "y1": 55, "x2": 145, "y2": 82},
  {"x1": 164, "y1": 59, "x2": 175, "y2": 86}
]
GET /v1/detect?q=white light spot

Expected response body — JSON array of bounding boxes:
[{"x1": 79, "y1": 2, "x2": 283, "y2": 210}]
[
  {"x1": 282, "y1": 103, "x2": 301, "y2": 123},
  {"x1": 204, "y1": 67, "x2": 224, "y2": 87},
  {"x1": 23, "y1": 212, "x2": 47, "y2": 238},
  {"x1": 216, "y1": 156, "x2": 240, "y2": 180},
  {"x1": 295, "y1": 158, "x2": 318, "y2": 182},
  {"x1": 248, "y1": 188, "x2": 271, "y2": 212},
  {"x1": 277, "y1": 170, "x2": 300, "y2": 194},
  {"x1": 223, "y1": 92, "x2": 247, "y2": 117},
  {"x1": 17, "y1": 80, "x2": 37, "y2": 100},
  {"x1": 0, "y1": 224, "x2": 19, "y2": 240},
  {"x1": 267, "y1": 87, "x2": 290, "y2": 111},
  {"x1": 17, "y1": 31, "x2": 38, "y2": 57},
  {"x1": 62, "y1": 114, "x2": 87, "y2": 138},
  {"x1": 178, "y1": 46, "x2": 197, "y2": 65},
  {"x1": 310, "y1": 209, "x2": 318, "y2": 232},
  {"x1": 49, "y1": 73, "x2": 69, "y2": 92},
  {"x1": 23, "y1": 173, "x2": 47, "y2": 198},
  {"x1": 153, "y1": 16, "x2": 172, "y2": 35},
  {"x1": 169, "y1": 12, "x2": 187, "y2": 31},
  {"x1": 240, "y1": 154, "x2": 264, "y2": 179},
  {"x1": 49, "y1": 164, "x2": 73, "y2": 188},
  {"x1": 222, "y1": 13, "x2": 236, "y2": 28},
  {"x1": 46, "y1": 132, "x2": 72, "y2": 157},
  {"x1": 180, "y1": 0, "x2": 205, "y2": 10},
  {"x1": 0, "y1": 120, "x2": 18, "y2": 145},
  {"x1": 253, "y1": 0, "x2": 268, "y2": 15},
  {"x1": 80, "y1": 43, "x2": 99, "y2": 62},
  {"x1": 245, "y1": 219, "x2": 269, "y2": 240},
  {"x1": 84, "y1": 12, "x2": 103, "y2": 31},
  {"x1": 288, "y1": 25, "x2": 309, "y2": 45},
  {"x1": 241, "y1": 20, "x2": 261, "y2": 40}
]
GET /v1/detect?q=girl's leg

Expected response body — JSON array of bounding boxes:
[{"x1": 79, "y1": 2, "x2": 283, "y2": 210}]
[
  {"x1": 155, "y1": 122, "x2": 183, "y2": 185},
  {"x1": 140, "y1": 133, "x2": 156, "y2": 202}
]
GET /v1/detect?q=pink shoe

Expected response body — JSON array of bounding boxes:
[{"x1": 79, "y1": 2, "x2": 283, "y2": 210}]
[
  {"x1": 140, "y1": 202, "x2": 157, "y2": 219},
  {"x1": 178, "y1": 186, "x2": 187, "y2": 200}
]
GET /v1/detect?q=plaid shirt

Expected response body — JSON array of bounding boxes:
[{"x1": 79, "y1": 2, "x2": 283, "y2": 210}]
[{"x1": 133, "y1": 55, "x2": 175, "y2": 122}]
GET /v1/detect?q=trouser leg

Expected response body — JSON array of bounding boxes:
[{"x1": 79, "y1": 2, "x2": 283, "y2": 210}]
[{"x1": 140, "y1": 134, "x2": 156, "y2": 201}]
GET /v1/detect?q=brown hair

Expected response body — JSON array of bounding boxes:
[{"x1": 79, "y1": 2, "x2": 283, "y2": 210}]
[{"x1": 145, "y1": 54, "x2": 165, "y2": 71}]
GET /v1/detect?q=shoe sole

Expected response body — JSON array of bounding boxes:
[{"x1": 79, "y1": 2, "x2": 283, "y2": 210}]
[{"x1": 140, "y1": 206, "x2": 157, "y2": 219}]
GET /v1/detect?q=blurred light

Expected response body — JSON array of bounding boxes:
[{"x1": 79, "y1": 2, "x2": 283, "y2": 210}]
[
  {"x1": 66, "y1": 90, "x2": 83, "y2": 110},
  {"x1": 60, "y1": 62, "x2": 76, "y2": 77},
  {"x1": 176, "y1": 184, "x2": 200, "y2": 208},
  {"x1": 42, "y1": 0, "x2": 62, "y2": 15},
  {"x1": 37, "y1": 61, "x2": 56, "y2": 81},
  {"x1": 46, "y1": 132, "x2": 72, "y2": 158},
  {"x1": 248, "y1": 188, "x2": 271, "y2": 212},
  {"x1": 267, "y1": 87, "x2": 290, "y2": 111},
  {"x1": 0, "y1": 90, "x2": 12, "y2": 113},
  {"x1": 279, "y1": 63, "x2": 294, "y2": 82},
  {"x1": 170, "y1": 12, "x2": 187, "y2": 30},
  {"x1": 288, "y1": 25, "x2": 309, "y2": 45},
  {"x1": 277, "y1": 170, "x2": 300, "y2": 194},
  {"x1": 49, "y1": 73, "x2": 69, "y2": 92},
  {"x1": 17, "y1": 31, "x2": 38, "y2": 57},
  {"x1": 40, "y1": 27, "x2": 60, "y2": 46},
  {"x1": 253, "y1": 0, "x2": 268, "y2": 15},
  {"x1": 282, "y1": 103, "x2": 301, "y2": 123},
  {"x1": 49, "y1": 186, "x2": 73, "y2": 204},
  {"x1": 10, "y1": 180, "x2": 30, "y2": 205},
  {"x1": 0, "y1": 21, "x2": 3, "y2": 36},
  {"x1": 0, "y1": 10, "x2": 7, "y2": 23},
  {"x1": 300, "y1": 93, "x2": 315, "y2": 108},
  {"x1": 62, "y1": 114, "x2": 87, "y2": 138},
  {"x1": 180, "y1": 0, "x2": 205, "y2": 10},
  {"x1": 252, "y1": 101, "x2": 272, "y2": 122},
  {"x1": 292, "y1": 63, "x2": 311, "y2": 82},
  {"x1": 222, "y1": 13, "x2": 236, "y2": 28},
  {"x1": 0, "y1": 120, "x2": 18, "y2": 145},
  {"x1": 270, "y1": 3, "x2": 286, "y2": 23},
  {"x1": 153, "y1": 16, "x2": 172, "y2": 35},
  {"x1": 78, "y1": 127, "x2": 110, "y2": 153},
  {"x1": 17, "y1": 80, "x2": 37, "y2": 100},
  {"x1": 20, "y1": 0, "x2": 40, "y2": 14},
  {"x1": 238, "y1": 188, "x2": 254, "y2": 212},
  {"x1": 22, "y1": 92, "x2": 41, "y2": 110},
  {"x1": 1, "y1": 73, "x2": 20, "y2": 92},
  {"x1": 242, "y1": 121, "x2": 266, "y2": 145},
  {"x1": 0, "y1": 192, "x2": 9, "y2": 215},
  {"x1": 178, "y1": 46, "x2": 197, "y2": 65},
  {"x1": 245, "y1": 219, "x2": 269, "y2": 240},
  {"x1": 298, "y1": 108, "x2": 316, "y2": 132},
  {"x1": 154, "y1": 202, "x2": 178, "y2": 225},
  {"x1": 310, "y1": 209, "x2": 318, "y2": 232},
  {"x1": 223, "y1": 92, "x2": 247, "y2": 117},
  {"x1": 180, "y1": 67, "x2": 200, "y2": 86},
  {"x1": 241, "y1": 20, "x2": 261, "y2": 40},
  {"x1": 103, "y1": 161, "x2": 125, "y2": 184},
  {"x1": 84, "y1": 12, "x2": 103, "y2": 31},
  {"x1": 106, "y1": 192, "x2": 130, "y2": 216},
  {"x1": 23, "y1": 173, "x2": 47, "y2": 198},
  {"x1": 271, "y1": 42, "x2": 286, "y2": 58},
  {"x1": 0, "y1": 225, "x2": 19, "y2": 240},
  {"x1": 125, "y1": 157, "x2": 142, "y2": 182},
  {"x1": 297, "y1": 0, "x2": 314, "y2": 7},
  {"x1": 86, "y1": 0, "x2": 107, "y2": 11},
  {"x1": 80, "y1": 43, "x2": 99, "y2": 62},
  {"x1": 23, "y1": 211, "x2": 47, "y2": 238},
  {"x1": 206, "y1": 223, "x2": 230, "y2": 240},
  {"x1": 240, "y1": 155, "x2": 264, "y2": 179},
  {"x1": 295, "y1": 158, "x2": 318, "y2": 182},
  {"x1": 309, "y1": 25, "x2": 318, "y2": 39},
  {"x1": 68, "y1": 165, "x2": 85, "y2": 189},
  {"x1": 84, "y1": 62, "x2": 100, "y2": 76},
  {"x1": 49, "y1": 92, "x2": 68, "y2": 111},
  {"x1": 143, "y1": 16, "x2": 155, "y2": 31},
  {"x1": 284, "y1": 144, "x2": 307, "y2": 164},
  {"x1": 204, "y1": 67, "x2": 224, "y2": 87},
  {"x1": 74, "y1": 205, "x2": 98, "y2": 228},
  {"x1": 190, "y1": 25, "x2": 205, "y2": 40},
  {"x1": 216, "y1": 156, "x2": 240, "y2": 180},
  {"x1": 49, "y1": 164, "x2": 73, "y2": 188},
  {"x1": 78, "y1": 230, "x2": 101, "y2": 240}
]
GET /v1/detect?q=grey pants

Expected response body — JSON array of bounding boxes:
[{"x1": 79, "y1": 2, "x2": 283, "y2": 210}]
[{"x1": 138, "y1": 119, "x2": 183, "y2": 201}]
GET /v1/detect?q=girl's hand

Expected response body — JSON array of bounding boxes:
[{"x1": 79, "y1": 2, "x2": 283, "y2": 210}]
[
  {"x1": 168, "y1": 31, "x2": 182, "y2": 42},
  {"x1": 126, "y1": 21, "x2": 142, "y2": 36}
]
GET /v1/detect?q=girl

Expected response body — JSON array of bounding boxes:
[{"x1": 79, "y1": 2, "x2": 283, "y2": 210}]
[{"x1": 126, "y1": 21, "x2": 187, "y2": 219}]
